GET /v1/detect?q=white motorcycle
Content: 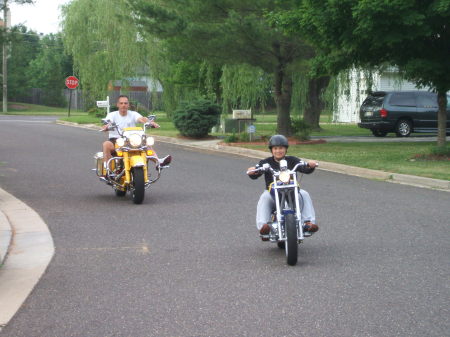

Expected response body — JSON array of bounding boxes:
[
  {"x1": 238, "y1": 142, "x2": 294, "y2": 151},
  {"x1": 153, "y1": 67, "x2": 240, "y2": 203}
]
[{"x1": 247, "y1": 160, "x2": 317, "y2": 266}]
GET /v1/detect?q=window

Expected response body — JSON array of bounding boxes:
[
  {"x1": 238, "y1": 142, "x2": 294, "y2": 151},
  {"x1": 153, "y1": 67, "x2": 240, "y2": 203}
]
[
  {"x1": 362, "y1": 95, "x2": 384, "y2": 109},
  {"x1": 416, "y1": 93, "x2": 438, "y2": 108},
  {"x1": 389, "y1": 93, "x2": 416, "y2": 107}
]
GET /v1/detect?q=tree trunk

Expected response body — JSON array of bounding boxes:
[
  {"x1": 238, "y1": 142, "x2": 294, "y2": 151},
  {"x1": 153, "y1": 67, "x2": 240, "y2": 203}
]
[
  {"x1": 273, "y1": 63, "x2": 293, "y2": 136},
  {"x1": 437, "y1": 90, "x2": 447, "y2": 147},
  {"x1": 303, "y1": 76, "x2": 330, "y2": 130}
]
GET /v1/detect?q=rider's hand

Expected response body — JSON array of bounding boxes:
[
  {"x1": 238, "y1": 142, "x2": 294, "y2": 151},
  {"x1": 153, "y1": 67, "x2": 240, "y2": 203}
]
[
  {"x1": 307, "y1": 160, "x2": 318, "y2": 168},
  {"x1": 101, "y1": 125, "x2": 109, "y2": 132},
  {"x1": 151, "y1": 121, "x2": 160, "y2": 128},
  {"x1": 247, "y1": 166, "x2": 259, "y2": 175}
]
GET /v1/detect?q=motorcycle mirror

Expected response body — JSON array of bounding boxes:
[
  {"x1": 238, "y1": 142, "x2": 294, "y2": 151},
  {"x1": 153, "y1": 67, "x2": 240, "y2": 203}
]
[
  {"x1": 280, "y1": 159, "x2": 288, "y2": 169},
  {"x1": 147, "y1": 115, "x2": 156, "y2": 121},
  {"x1": 101, "y1": 118, "x2": 111, "y2": 125}
]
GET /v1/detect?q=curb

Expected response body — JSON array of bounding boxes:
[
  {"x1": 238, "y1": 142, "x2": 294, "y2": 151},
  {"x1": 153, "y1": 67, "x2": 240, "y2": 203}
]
[
  {"x1": 0, "y1": 211, "x2": 12, "y2": 267},
  {"x1": 0, "y1": 188, "x2": 55, "y2": 330},
  {"x1": 56, "y1": 121, "x2": 450, "y2": 192}
]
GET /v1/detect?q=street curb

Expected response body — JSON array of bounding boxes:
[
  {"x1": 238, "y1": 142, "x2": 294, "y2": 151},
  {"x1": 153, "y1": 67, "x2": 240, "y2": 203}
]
[
  {"x1": 56, "y1": 121, "x2": 450, "y2": 192},
  {"x1": 0, "y1": 211, "x2": 12, "y2": 267},
  {"x1": 0, "y1": 188, "x2": 55, "y2": 330}
]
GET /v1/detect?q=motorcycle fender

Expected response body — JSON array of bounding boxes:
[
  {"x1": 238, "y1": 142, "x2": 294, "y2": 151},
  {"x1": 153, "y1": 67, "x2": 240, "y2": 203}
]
[{"x1": 129, "y1": 155, "x2": 146, "y2": 168}]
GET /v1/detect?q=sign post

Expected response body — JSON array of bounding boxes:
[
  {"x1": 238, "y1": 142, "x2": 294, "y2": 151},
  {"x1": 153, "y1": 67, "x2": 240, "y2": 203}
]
[
  {"x1": 65, "y1": 76, "x2": 79, "y2": 117},
  {"x1": 96, "y1": 96, "x2": 110, "y2": 115}
]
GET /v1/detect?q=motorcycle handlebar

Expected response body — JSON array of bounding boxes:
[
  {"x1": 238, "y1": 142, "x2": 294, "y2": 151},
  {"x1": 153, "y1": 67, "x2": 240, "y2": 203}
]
[{"x1": 246, "y1": 161, "x2": 318, "y2": 175}]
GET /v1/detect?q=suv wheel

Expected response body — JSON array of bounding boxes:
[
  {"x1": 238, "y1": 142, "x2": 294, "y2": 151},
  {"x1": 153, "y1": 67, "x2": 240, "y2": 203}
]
[
  {"x1": 395, "y1": 119, "x2": 412, "y2": 137},
  {"x1": 371, "y1": 129, "x2": 388, "y2": 137}
]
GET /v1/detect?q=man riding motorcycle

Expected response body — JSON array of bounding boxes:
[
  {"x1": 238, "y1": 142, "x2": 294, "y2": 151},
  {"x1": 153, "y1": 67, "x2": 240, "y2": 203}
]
[
  {"x1": 247, "y1": 135, "x2": 319, "y2": 239},
  {"x1": 101, "y1": 95, "x2": 160, "y2": 174}
]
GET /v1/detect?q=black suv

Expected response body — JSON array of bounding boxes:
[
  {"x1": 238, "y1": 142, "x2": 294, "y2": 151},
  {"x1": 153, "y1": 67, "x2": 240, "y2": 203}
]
[{"x1": 358, "y1": 91, "x2": 450, "y2": 137}]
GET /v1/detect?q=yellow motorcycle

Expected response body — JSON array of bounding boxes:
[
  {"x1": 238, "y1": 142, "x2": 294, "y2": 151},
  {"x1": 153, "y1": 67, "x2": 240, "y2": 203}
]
[{"x1": 94, "y1": 116, "x2": 171, "y2": 204}]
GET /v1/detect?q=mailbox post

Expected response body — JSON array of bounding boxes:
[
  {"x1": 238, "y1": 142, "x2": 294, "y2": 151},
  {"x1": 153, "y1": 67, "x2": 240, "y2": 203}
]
[{"x1": 96, "y1": 96, "x2": 111, "y2": 115}]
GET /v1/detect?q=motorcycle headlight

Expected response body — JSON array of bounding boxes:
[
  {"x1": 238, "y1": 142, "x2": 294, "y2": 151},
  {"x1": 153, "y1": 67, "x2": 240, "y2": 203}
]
[
  {"x1": 279, "y1": 171, "x2": 291, "y2": 184},
  {"x1": 116, "y1": 137, "x2": 125, "y2": 147},
  {"x1": 146, "y1": 136, "x2": 155, "y2": 146},
  {"x1": 129, "y1": 134, "x2": 143, "y2": 147}
]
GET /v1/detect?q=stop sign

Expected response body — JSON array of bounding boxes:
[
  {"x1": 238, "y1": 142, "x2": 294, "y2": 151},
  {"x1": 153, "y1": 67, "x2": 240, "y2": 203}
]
[{"x1": 65, "y1": 76, "x2": 79, "y2": 89}]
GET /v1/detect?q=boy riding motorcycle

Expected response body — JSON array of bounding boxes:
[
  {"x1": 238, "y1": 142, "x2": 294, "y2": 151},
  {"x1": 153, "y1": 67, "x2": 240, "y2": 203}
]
[{"x1": 247, "y1": 135, "x2": 319, "y2": 239}]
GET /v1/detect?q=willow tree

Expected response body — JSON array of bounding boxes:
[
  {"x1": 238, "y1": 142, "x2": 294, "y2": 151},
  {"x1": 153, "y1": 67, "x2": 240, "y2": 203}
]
[
  {"x1": 61, "y1": 0, "x2": 150, "y2": 102},
  {"x1": 129, "y1": 0, "x2": 316, "y2": 135},
  {"x1": 220, "y1": 64, "x2": 272, "y2": 114}
]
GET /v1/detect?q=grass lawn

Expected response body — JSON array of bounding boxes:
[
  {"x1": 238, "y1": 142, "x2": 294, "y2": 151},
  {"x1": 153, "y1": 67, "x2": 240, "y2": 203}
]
[{"x1": 1, "y1": 102, "x2": 85, "y2": 115}]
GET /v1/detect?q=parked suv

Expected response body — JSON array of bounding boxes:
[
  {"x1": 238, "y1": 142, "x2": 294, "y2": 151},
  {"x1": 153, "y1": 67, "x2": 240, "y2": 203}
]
[{"x1": 358, "y1": 91, "x2": 450, "y2": 137}]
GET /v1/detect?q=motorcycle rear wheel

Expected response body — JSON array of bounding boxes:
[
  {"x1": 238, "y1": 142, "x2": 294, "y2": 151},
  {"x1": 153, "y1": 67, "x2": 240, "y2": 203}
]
[
  {"x1": 131, "y1": 167, "x2": 145, "y2": 204},
  {"x1": 285, "y1": 213, "x2": 298, "y2": 266}
]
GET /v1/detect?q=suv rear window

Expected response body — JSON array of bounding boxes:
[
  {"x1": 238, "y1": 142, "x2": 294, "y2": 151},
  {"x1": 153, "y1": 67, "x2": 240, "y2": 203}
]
[
  {"x1": 362, "y1": 95, "x2": 384, "y2": 109},
  {"x1": 389, "y1": 93, "x2": 416, "y2": 107}
]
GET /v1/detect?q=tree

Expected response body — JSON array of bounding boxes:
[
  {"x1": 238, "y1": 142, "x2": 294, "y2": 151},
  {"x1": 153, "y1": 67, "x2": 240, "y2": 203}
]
[
  {"x1": 61, "y1": 0, "x2": 150, "y2": 102},
  {"x1": 1, "y1": 0, "x2": 34, "y2": 112},
  {"x1": 273, "y1": 0, "x2": 450, "y2": 146},
  {"x1": 129, "y1": 0, "x2": 317, "y2": 135},
  {"x1": 26, "y1": 34, "x2": 73, "y2": 106},
  {"x1": 6, "y1": 25, "x2": 40, "y2": 101}
]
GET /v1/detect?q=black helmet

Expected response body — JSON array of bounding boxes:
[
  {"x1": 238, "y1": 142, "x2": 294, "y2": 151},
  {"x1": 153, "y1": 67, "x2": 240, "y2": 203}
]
[{"x1": 268, "y1": 134, "x2": 289, "y2": 150}]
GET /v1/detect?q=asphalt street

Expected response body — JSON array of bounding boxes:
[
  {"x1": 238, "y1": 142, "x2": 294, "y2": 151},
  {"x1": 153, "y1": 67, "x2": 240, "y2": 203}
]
[{"x1": 0, "y1": 116, "x2": 449, "y2": 337}]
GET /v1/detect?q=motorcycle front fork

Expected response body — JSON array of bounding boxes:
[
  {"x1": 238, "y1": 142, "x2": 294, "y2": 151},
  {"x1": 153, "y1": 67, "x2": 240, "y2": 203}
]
[{"x1": 270, "y1": 214, "x2": 309, "y2": 242}]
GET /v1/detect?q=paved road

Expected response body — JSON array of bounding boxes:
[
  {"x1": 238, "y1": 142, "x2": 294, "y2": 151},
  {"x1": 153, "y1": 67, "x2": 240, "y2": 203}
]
[{"x1": 0, "y1": 116, "x2": 449, "y2": 337}]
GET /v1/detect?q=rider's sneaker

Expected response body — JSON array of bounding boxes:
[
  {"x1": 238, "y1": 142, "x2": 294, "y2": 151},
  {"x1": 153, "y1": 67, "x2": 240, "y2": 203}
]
[
  {"x1": 158, "y1": 155, "x2": 172, "y2": 167},
  {"x1": 259, "y1": 223, "x2": 270, "y2": 241},
  {"x1": 303, "y1": 221, "x2": 319, "y2": 233}
]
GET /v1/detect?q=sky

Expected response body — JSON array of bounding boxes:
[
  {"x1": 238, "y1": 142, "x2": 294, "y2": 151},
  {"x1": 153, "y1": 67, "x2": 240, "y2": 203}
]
[{"x1": 10, "y1": 0, "x2": 71, "y2": 35}]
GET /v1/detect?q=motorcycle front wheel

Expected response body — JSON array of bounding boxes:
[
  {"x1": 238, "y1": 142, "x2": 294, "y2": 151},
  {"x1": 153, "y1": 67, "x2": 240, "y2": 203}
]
[
  {"x1": 285, "y1": 213, "x2": 298, "y2": 266},
  {"x1": 131, "y1": 167, "x2": 145, "y2": 204}
]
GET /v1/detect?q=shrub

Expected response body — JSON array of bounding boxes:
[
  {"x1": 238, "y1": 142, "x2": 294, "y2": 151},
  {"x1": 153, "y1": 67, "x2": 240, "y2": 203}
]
[
  {"x1": 291, "y1": 118, "x2": 312, "y2": 141},
  {"x1": 173, "y1": 98, "x2": 221, "y2": 138}
]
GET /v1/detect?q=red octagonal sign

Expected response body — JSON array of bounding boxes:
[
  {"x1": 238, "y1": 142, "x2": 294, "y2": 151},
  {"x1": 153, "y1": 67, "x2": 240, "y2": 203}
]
[{"x1": 65, "y1": 76, "x2": 79, "y2": 89}]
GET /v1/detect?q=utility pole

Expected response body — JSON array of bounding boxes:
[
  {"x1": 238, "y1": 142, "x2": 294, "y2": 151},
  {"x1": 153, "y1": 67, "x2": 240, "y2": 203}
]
[{"x1": 2, "y1": 0, "x2": 8, "y2": 113}]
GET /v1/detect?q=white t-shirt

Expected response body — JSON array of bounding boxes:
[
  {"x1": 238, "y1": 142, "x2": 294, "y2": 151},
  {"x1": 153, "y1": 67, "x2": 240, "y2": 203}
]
[{"x1": 105, "y1": 110, "x2": 143, "y2": 139}]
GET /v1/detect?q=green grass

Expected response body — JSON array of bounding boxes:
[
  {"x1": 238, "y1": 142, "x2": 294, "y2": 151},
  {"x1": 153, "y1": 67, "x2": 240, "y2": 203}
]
[
  {"x1": 0, "y1": 102, "x2": 85, "y2": 115},
  {"x1": 242, "y1": 142, "x2": 450, "y2": 181}
]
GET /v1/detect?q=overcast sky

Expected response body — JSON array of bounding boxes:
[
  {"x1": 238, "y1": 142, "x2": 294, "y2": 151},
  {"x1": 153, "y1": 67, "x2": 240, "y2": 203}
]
[{"x1": 10, "y1": 0, "x2": 71, "y2": 35}]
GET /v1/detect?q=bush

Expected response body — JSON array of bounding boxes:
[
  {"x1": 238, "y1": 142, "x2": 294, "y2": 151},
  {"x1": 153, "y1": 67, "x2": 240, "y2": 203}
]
[
  {"x1": 172, "y1": 98, "x2": 221, "y2": 138},
  {"x1": 291, "y1": 118, "x2": 312, "y2": 141}
]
